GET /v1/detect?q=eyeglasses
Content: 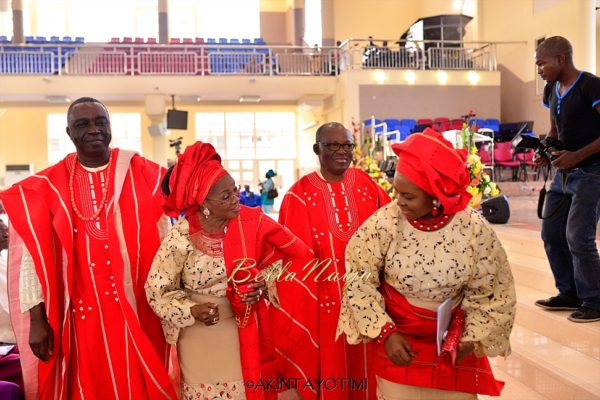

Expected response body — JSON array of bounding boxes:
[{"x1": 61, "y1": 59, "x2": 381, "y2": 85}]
[
  {"x1": 205, "y1": 191, "x2": 238, "y2": 206},
  {"x1": 318, "y1": 142, "x2": 356, "y2": 152}
]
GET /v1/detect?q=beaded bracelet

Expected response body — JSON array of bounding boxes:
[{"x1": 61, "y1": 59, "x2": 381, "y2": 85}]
[{"x1": 376, "y1": 323, "x2": 398, "y2": 345}]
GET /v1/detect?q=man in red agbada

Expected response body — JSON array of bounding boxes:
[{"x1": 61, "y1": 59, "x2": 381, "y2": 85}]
[
  {"x1": 0, "y1": 98, "x2": 176, "y2": 399},
  {"x1": 278, "y1": 122, "x2": 390, "y2": 399}
]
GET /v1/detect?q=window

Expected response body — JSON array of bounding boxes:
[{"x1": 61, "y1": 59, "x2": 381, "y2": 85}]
[
  {"x1": 47, "y1": 113, "x2": 73, "y2": 164},
  {"x1": 110, "y1": 113, "x2": 142, "y2": 153},
  {"x1": 255, "y1": 112, "x2": 296, "y2": 159},
  {"x1": 195, "y1": 111, "x2": 297, "y2": 160},
  {"x1": 195, "y1": 113, "x2": 225, "y2": 154},
  {"x1": 226, "y1": 113, "x2": 255, "y2": 160},
  {"x1": 47, "y1": 112, "x2": 142, "y2": 164},
  {"x1": 170, "y1": 0, "x2": 259, "y2": 40},
  {"x1": 304, "y1": 0, "x2": 322, "y2": 47}
]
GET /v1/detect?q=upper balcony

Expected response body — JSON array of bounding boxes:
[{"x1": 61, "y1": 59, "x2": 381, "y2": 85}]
[{"x1": 0, "y1": 38, "x2": 497, "y2": 77}]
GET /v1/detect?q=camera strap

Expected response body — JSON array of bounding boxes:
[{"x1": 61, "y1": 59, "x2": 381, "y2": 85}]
[{"x1": 537, "y1": 167, "x2": 569, "y2": 219}]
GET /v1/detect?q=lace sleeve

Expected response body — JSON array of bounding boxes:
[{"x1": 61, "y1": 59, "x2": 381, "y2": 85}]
[
  {"x1": 461, "y1": 213, "x2": 516, "y2": 357},
  {"x1": 145, "y1": 223, "x2": 198, "y2": 343},
  {"x1": 19, "y1": 246, "x2": 44, "y2": 313},
  {"x1": 337, "y1": 207, "x2": 394, "y2": 344}
]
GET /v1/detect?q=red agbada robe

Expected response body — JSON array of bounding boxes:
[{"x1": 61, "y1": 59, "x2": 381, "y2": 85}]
[
  {"x1": 215, "y1": 206, "x2": 317, "y2": 400},
  {"x1": 279, "y1": 168, "x2": 390, "y2": 400},
  {"x1": 0, "y1": 149, "x2": 176, "y2": 400}
]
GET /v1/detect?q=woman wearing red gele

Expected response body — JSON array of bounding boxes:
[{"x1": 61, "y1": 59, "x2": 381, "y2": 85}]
[
  {"x1": 145, "y1": 141, "x2": 316, "y2": 400},
  {"x1": 338, "y1": 128, "x2": 516, "y2": 400}
]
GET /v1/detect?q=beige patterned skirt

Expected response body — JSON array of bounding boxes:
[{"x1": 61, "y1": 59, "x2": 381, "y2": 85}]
[
  {"x1": 376, "y1": 376, "x2": 477, "y2": 400},
  {"x1": 178, "y1": 293, "x2": 246, "y2": 400}
]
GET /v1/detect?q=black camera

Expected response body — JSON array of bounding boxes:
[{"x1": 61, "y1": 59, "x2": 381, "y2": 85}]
[
  {"x1": 169, "y1": 137, "x2": 183, "y2": 156},
  {"x1": 169, "y1": 137, "x2": 183, "y2": 148},
  {"x1": 516, "y1": 135, "x2": 565, "y2": 161}
]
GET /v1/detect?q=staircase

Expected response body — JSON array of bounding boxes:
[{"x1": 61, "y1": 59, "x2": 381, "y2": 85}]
[{"x1": 480, "y1": 225, "x2": 600, "y2": 400}]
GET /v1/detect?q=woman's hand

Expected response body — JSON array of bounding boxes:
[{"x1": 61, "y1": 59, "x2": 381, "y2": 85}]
[
  {"x1": 241, "y1": 280, "x2": 267, "y2": 305},
  {"x1": 384, "y1": 332, "x2": 415, "y2": 366},
  {"x1": 191, "y1": 302, "x2": 220, "y2": 326},
  {"x1": 456, "y1": 341, "x2": 475, "y2": 362}
]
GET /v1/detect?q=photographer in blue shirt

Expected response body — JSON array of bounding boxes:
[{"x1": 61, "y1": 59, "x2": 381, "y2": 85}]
[{"x1": 534, "y1": 36, "x2": 600, "y2": 322}]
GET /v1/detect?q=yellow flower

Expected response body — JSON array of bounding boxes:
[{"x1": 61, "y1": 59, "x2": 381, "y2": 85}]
[
  {"x1": 466, "y1": 186, "x2": 480, "y2": 196},
  {"x1": 466, "y1": 154, "x2": 480, "y2": 167}
]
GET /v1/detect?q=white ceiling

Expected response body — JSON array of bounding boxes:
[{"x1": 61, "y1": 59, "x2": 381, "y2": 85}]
[{"x1": 0, "y1": 75, "x2": 338, "y2": 104}]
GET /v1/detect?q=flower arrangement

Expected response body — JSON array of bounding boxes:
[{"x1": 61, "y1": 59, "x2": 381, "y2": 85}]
[
  {"x1": 351, "y1": 119, "x2": 395, "y2": 197},
  {"x1": 460, "y1": 111, "x2": 500, "y2": 207}
]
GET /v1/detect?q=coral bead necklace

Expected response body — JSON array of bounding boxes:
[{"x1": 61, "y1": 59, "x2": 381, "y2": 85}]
[{"x1": 69, "y1": 152, "x2": 112, "y2": 221}]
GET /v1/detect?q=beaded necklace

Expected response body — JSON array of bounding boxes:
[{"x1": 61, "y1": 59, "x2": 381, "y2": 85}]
[
  {"x1": 69, "y1": 152, "x2": 112, "y2": 221},
  {"x1": 407, "y1": 213, "x2": 453, "y2": 232},
  {"x1": 189, "y1": 227, "x2": 227, "y2": 257},
  {"x1": 188, "y1": 212, "x2": 228, "y2": 257}
]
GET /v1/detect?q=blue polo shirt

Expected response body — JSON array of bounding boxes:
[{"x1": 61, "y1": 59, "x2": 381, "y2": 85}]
[{"x1": 543, "y1": 71, "x2": 600, "y2": 167}]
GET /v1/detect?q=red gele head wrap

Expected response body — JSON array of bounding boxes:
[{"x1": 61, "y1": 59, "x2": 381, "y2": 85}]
[
  {"x1": 391, "y1": 128, "x2": 472, "y2": 214},
  {"x1": 163, "y1": 141, "x2": 228, "y2": 217}
]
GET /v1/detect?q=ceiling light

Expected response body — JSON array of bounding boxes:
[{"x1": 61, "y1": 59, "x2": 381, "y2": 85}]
[
  {"x1": 45, "y1": 95, "x2": 71, "y2": 103},
  {"x1": 374, "y1": 70, "x2": 387, "y2": 84},
  {"x1": 467, "y1": 71, "x2": 480, "y2": 85},
  {"x1": 404, "y1": 70, "x2": 416, "y2": 84},
  {"x1": 239, "y1": 95, "x2": 261, "y2": 103},
  {"x1": 436, "y1": 71, "x2": 449, "y2": 85}
]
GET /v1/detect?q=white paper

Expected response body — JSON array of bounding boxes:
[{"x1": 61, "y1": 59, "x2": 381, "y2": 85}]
[
  {"x1": 436, "y1": 298, "x2": 453, "y2": 355},
  {"x1": 0, "y1": 344, "x2": 14, "y2": 356}
]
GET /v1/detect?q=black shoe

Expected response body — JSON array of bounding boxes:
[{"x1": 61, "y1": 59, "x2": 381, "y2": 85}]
[
  {"x1": 535, "y1": 296, "x2": 581, "y2": 311},
  {"x1": 568, "y1": 306, "x2": 600, "y2": 323}
]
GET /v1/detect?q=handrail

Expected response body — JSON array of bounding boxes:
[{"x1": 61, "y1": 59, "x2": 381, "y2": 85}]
[{"x1": 0, "y1": 40, "x2": 500, "y2": 76}]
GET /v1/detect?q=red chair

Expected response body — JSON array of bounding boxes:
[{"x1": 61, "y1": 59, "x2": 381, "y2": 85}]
[
  {"x1": 450, "y1": 121, "x2": 464, "y2": 130},
  {"x1": 146, "y1": 38, "x2": 157, "y2": 44},
  {"x1": 170, "y1": 38, "x2": 181, "y2": 44},
  {"x1": 434, "y1": 117, "x2": 450, "y2": 124},
  {"x1": 417, "y1": 118, "x2": 433, "y2": 126},
  {"x1": 479, "y1": 146, "x2": 492, "y2": 164},
  {"x1": 516, "y1": 149, "x2": 538, "y2": 181},
  {"x1": 494, "y1": 142, "x2": 521, "y2": 181}
]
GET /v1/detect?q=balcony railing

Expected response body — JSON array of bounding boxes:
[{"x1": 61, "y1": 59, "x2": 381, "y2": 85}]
[
  {"x1": 342, "y1": 38, "x2": 497, "y2": 71},
  {"x1": 0, "y1": 39, "x2": 498, "y2": 76}
]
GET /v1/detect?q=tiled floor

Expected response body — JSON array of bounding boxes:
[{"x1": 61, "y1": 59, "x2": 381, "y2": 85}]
[{"x1": 487, "y1": 195, "x2": 600, "y2": 400}]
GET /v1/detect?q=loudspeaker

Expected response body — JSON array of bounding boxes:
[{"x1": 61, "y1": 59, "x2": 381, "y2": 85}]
[
  {"x1": 481, "y1": 195, "x2": 510, "y2": 224},
  {"x1": 166, "y1": 109, "x2": 188, "y2": 130},
  {"x1": 147, "y1": 123, "x2": 166, "y2": 137}
]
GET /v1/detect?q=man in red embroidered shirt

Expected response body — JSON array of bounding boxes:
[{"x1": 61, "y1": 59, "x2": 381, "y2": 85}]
[
  {"x1": 278, "y1": 122, "x2": 390, "y2": 399},
  {"x1": 0, "y1": 97, "x2": 176, "y2": 399}
]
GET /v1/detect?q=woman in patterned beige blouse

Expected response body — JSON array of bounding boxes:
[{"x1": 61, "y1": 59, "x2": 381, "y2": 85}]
[
  {"x1": 144, "y1": 142, "x2": 316, "y2": 400},
  {"x1": 337, "y1": 128, "x2": 516, "y2": 400}
]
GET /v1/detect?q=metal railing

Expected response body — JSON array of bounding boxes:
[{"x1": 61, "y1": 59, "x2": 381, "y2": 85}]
[
  {"x1": 0, "y1": 39, "x2": 498, "y2": 76},
  {"x1": 0, "y1": 50, "x2": 55, "y2": 74},
  {"x1": 65, "y1": 50, "x2": 127, "y2": 75},
  {"x1": 341, "y1": 38, "x2": 497, "y2": 71}
]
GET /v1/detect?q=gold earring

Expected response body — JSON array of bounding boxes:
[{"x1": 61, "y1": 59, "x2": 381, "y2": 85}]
[
  {"x1": 431, "y1": 199, "x2": 439, "y2": 217},
  {"x1": 203, "y1": 208, "x2": 210, "y2": 219}
]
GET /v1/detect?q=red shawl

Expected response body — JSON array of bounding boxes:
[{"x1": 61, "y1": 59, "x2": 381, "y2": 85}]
[{"x1": 220, "y1": 206, "x2": 317, "y2": 400}]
